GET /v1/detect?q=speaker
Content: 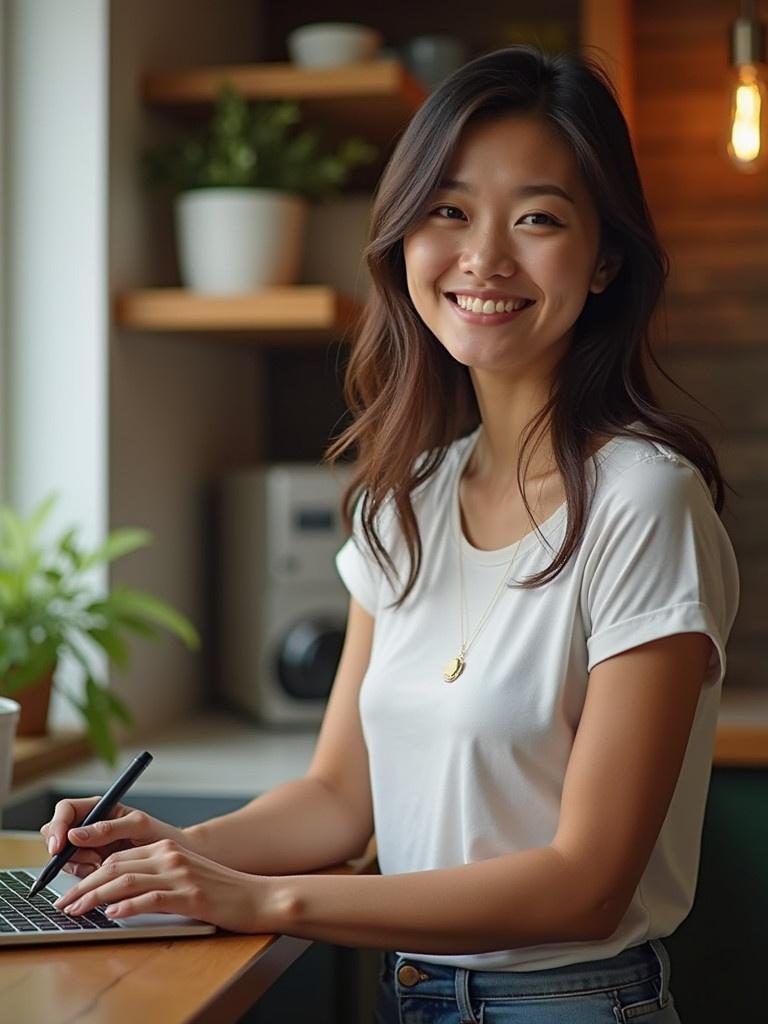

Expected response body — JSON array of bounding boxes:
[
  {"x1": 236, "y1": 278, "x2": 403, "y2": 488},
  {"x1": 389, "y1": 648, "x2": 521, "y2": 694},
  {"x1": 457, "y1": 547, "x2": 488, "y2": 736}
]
[{"x1": 216, "y1": 463, "x2": 353, "y2": 725}]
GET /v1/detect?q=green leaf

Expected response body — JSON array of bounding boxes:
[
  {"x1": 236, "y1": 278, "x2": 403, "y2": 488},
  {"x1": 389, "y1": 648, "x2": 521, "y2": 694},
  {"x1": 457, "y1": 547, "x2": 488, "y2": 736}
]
[
  {"x1": 88, "y1": 625, "x2": 131, "y2": 668},
  {"x1": 23, "y1": 493, "x2": 59, "y2": 546},
  {"x1": 58, "y1": 527, "x2": 86, "y2": 571},
  {"x1": 86, "y1": 602, "x2": 160, "y2": 640},
  {"x1": 71, "y1": 679, "x2": 119, "y2": 767},
  {"x1": 0, "y1": 506, "x2": 27, "y2": 561},
  {"x1": 0, "y1": 642, "x2": 57, "y2": 693},
  {"x1": 103, "y1": 688, "x2": 134, "y2": 728},
  {"x1": 79, "y1": 528, "x2": 153, "y2": 572},
  {"x1": 103, "y1": 588, "x2": 200, "y2": 649}
]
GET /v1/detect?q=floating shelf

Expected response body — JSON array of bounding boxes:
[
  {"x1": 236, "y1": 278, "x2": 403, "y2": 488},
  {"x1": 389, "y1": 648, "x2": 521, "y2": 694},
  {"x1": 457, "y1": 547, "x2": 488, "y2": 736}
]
[
  {"x1": 13, "y1": 731, "x2": 90, "y2": 786},
  {"x1": 143, "y1": 59, "x2": 428, "y2": 147},
  {"x1": 115, "y1": 286, "x2": 362, "y2": 339}
]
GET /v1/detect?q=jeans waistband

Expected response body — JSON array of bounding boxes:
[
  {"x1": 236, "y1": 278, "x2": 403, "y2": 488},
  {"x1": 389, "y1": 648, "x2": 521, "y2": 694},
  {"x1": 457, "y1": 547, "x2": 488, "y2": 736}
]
[{"x1": 385, "y1": 939, "x2": 671, "y2": 1002}]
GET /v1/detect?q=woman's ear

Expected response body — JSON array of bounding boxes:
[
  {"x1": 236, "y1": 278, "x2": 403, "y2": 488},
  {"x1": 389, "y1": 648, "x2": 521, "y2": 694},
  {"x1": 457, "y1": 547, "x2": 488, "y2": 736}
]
[{"x1": 589, "y1": 250, "x2": 623, "y2": 294}]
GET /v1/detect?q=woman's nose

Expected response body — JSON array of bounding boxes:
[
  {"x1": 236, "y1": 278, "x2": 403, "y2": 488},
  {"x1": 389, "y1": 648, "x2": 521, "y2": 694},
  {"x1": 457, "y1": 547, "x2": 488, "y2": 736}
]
[{"x1": 457, "y1": 228, "x2": 519, "y2": 280}]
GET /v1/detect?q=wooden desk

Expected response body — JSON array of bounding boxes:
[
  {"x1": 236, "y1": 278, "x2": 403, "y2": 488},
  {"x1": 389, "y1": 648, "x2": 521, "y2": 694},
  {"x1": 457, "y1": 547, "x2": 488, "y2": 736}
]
[{"x1": 0, "y1": 832, "x2": 376, "y2": 1024}]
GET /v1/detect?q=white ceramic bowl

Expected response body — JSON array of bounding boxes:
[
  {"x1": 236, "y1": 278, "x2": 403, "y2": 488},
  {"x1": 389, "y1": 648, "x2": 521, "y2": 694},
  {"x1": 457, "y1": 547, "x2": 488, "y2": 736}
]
[{"x1": 287, "y1": 22, "x2": 382, "y2": 68}]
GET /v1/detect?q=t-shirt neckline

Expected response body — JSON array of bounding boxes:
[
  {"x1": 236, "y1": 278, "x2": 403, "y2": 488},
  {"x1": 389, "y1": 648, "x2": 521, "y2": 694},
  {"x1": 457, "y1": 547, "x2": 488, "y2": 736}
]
[{"x1": 452, "y1": 424, "x2": 629, "y2": 566}]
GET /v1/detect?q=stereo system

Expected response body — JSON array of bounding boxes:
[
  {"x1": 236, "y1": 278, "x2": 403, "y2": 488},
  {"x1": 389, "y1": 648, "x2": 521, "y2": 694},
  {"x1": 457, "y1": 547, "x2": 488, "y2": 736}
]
[{"x1": 216, "y1": 463, "x2": 353, "y2": 725}]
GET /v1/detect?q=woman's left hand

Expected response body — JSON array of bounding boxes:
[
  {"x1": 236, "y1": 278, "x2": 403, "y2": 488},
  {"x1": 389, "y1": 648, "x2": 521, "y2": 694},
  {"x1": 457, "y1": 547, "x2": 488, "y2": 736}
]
[{"x1": 52, "y1": 838, "x2": 277, "y2": 933}]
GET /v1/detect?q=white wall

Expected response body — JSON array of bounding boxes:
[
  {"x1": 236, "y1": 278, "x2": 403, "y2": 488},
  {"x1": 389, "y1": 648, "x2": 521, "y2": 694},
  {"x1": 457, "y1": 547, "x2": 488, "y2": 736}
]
[
  {"x1": 4, "y1": 0, "x2": 110, "y2": 726},
  {"x1": 0, "y1": 0, "x2": 7, "y2": 502}
]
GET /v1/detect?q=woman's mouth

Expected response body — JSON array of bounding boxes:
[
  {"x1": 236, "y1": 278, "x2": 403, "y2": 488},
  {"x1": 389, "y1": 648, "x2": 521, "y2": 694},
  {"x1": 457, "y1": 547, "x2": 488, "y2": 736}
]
[{"x1": 445, "y1": 293, "x2": 535, "y2": 325}]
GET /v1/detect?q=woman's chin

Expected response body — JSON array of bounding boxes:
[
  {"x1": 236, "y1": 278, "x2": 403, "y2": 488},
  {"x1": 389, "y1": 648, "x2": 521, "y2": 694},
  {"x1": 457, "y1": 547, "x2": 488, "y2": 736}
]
[{"x1": 440, "y1": 336, "x2": 524, "y2": 372}]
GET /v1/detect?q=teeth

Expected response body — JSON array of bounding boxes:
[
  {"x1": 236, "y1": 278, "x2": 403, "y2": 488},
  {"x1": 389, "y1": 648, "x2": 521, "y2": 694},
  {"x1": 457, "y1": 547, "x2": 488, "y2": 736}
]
[{"x1": 454, "y1": 294, "x2": 529, "y2": 314}]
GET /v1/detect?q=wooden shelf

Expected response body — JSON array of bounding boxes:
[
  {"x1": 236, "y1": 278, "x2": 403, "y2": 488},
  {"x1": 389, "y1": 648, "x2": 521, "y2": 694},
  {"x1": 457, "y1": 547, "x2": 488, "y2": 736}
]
[
  {"x1": 714, "y1": 688, "x2": 768, "y2": 767},
  {"x1": 12, "y1": 731, "x2": 90, "y2": 787},
  {"x1": 714, "y1": 724, "x2": 768, "y2": 767},
  {"x1": 143, "y1": 59, "x2": 428, "y2": 148},
  {"x1": 115, "y1": 286, "x2": 362, "y2": 339}
]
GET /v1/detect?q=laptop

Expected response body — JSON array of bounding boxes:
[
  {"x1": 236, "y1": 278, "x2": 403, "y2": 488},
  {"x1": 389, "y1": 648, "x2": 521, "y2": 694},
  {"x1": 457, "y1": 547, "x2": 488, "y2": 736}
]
[{"x1": 0, "y1": 866, "x2": 216, "y2": 945}]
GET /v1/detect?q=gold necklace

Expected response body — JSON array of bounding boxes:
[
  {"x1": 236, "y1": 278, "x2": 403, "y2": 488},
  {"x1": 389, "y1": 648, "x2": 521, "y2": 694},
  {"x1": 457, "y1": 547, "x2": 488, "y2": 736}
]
[{"x1": 442, "y1": 517, "x2": 521, "y2": 684}]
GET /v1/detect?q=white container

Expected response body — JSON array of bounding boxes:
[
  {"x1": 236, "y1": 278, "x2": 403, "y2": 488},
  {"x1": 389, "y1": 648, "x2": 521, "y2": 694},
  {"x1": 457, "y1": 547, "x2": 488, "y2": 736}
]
[
  {"x1": 0, "y1": 698, "x2": 21, "y2": 827},
  {"x1": 287, "y1": 22, "x2": 382, "y2": 68},
  {"x1": 175, "y1": 188, "x2": 307, "y2": 293}
]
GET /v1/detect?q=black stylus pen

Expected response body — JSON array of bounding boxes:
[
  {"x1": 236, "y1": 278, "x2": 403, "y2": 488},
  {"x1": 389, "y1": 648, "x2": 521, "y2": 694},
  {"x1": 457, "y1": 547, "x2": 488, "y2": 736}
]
[{"x1": 27, "y1": 750, "x2": 153, "y2": 898}]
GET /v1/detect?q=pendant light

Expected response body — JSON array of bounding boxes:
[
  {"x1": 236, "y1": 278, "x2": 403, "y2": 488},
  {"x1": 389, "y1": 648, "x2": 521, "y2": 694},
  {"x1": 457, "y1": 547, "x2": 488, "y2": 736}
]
[{"x1": 727, "y1": 0, "x2": 767, "y2": 171}]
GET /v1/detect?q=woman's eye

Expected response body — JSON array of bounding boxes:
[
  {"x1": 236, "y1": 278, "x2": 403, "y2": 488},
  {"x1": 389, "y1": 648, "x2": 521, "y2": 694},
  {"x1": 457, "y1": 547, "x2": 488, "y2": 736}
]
[
  {"x1": 520, "y1": 212, "x2": 561, "y2": 226},
  {"x1": 430, "y1": 205, "x2": 464, "y2": 220}
]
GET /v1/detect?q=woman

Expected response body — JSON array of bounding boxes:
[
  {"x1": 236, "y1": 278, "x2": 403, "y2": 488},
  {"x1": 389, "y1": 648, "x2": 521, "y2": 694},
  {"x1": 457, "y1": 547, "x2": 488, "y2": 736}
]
[{"x1": 42, "y1": 46, "x2": 738, "y2": 1023}]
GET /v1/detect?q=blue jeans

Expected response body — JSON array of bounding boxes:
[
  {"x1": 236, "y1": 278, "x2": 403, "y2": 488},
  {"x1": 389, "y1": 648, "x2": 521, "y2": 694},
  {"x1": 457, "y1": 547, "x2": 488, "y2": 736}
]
[{"x1": 373, "y1": 939, "x2": 681, "y2": 1023}]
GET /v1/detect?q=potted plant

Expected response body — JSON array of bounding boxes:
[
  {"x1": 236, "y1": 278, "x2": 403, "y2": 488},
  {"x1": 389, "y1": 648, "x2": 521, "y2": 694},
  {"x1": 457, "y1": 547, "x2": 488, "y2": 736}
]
[
  {"x1": 0, "y1": 493, "x2": 200, "y2": 766},
  {"x1": 144, "y1": 84, "x2": 378, "y2": 293}
]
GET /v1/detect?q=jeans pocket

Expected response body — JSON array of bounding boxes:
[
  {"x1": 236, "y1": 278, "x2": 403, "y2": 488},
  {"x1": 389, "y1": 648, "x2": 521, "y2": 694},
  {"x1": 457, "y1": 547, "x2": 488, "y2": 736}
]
[
  {"x1": 481, "y1": 992, "x2": 618, "y2": 1023},
  {"x1": 399, "y1": 997, "x2": 484, "y2": 1024},
  {"x1": 614, "y1": 974, "x2": 667, "y2": 1020}
]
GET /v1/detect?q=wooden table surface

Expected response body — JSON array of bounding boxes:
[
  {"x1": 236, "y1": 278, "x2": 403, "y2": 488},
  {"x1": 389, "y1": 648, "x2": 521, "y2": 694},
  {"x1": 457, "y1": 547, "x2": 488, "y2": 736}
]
[{"x1": 0, "y1": 832, "x2": 376, "y2": 1024}]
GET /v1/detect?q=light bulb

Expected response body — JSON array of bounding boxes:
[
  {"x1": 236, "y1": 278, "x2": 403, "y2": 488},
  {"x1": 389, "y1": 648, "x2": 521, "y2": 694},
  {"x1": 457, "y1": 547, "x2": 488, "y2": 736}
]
[
  {"x1": 727, "y1": 6, "x2": 767, "y2": 171},
  {"x1": 727, "y1": 62, "x2": 767, "y2": 170}
]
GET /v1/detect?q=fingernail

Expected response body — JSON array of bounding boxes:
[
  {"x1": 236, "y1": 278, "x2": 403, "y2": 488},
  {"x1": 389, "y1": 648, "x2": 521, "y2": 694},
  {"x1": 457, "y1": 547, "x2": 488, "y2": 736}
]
[
  {"x1": 48, "y1": 837, "x2": 57, "y2": 855},
  {"x1": 71, "y1": 827, "x2": 89, "y2": 839}
]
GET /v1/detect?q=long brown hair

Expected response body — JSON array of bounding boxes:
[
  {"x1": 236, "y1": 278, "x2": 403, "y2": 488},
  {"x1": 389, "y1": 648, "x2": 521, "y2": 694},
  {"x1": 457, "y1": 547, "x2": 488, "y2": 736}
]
[{"x1": 324, "y1": 45, "x2": 727, "y2": 609}]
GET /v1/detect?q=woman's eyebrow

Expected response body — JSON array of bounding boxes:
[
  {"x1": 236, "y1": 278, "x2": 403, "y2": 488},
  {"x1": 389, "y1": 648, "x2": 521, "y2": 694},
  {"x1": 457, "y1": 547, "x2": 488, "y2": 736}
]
[{"x1": 436, "y1": 177, "x2": 575, "y2": 204}]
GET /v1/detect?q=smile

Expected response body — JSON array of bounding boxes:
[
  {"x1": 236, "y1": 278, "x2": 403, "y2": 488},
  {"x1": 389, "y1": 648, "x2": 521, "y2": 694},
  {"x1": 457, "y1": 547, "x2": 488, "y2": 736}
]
[{"x1": 445, "y1": 293, "x2": 535, "y2": 325}]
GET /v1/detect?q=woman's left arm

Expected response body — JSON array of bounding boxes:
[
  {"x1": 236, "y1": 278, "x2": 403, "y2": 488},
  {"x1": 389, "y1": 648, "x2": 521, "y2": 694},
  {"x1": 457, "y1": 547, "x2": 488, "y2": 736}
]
[
  {"x1": 58, "y1": 631, "x2": 710, "y2": 951},
  {"x1": 268, "y1": 631, "x2": 712, "y2": 952}
]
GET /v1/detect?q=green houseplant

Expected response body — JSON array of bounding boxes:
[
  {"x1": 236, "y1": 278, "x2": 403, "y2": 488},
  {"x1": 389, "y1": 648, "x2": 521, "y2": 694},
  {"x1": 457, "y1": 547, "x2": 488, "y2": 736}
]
[
  {"x1": 0, "y1": 494, "x2": 200, "y2": 766},
  {"x1": 144, "y1": 84, "x2": 378, "y2": 293}
]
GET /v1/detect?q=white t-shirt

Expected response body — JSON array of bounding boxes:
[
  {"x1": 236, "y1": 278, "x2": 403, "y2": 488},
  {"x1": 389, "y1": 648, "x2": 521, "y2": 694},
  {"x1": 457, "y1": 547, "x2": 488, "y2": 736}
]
[{"x1": 334, "y1": 423, "x2": 740, "y2": 971}]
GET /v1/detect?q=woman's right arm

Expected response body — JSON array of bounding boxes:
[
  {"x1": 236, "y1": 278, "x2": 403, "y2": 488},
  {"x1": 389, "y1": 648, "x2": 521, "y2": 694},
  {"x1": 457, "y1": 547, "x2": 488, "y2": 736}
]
[
  {"x1": 187, "y1": 596, "x2": 375, "y2": 873},
  {"x1": 43, "y1": 597, "x2": 375, "y2": 877}
]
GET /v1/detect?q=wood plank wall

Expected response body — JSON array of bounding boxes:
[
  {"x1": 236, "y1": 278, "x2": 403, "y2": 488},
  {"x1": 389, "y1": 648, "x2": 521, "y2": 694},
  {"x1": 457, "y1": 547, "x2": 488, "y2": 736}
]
[{"x1": 633, "y1": 0, "x2": 768, "y2": 691}]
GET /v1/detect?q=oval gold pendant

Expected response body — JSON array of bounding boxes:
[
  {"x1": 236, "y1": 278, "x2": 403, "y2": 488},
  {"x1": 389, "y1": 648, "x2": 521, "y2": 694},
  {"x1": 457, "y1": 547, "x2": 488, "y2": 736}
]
[{"x1": 443, "y1": 655, "x2": 465, "y2": 683}]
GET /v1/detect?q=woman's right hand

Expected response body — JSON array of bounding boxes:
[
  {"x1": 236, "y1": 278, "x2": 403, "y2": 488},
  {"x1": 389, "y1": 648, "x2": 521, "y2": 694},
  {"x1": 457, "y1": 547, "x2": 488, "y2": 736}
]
[{"x1": 39, "y1": 798, "x2": 193, "y2": 878}]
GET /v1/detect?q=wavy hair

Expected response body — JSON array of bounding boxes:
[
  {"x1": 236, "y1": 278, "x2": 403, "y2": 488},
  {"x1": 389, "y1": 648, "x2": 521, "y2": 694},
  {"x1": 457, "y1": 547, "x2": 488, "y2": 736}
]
[{"x1": 324, "y1": 45, "x2": 727, "y2": 609}]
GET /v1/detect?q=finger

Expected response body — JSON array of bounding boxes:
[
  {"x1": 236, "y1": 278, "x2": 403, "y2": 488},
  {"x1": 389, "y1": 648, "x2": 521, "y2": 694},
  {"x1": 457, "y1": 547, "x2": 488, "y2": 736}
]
[
  {"x1": 97, "y1": 842, "x2": 166, "y2": 866},
  {"x1": 104, "y1": 888, "x2": 188, "y2": 920},
  {"x1": 41, "y1": 796, "x2": 102, "y2": 855},
  {"x1": 53, "y1": 852, "x2": 161, "y2": 912},
  {"x1": 55, "y1": 871, "x2": 159, "y2": 917},
  {"x1": 66, "y1": 809, "x2": 151, "y2": 849}
]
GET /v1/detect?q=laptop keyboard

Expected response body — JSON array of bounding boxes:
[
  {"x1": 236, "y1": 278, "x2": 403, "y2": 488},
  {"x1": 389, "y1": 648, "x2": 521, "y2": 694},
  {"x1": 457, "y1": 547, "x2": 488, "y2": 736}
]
[{"x1": 0, "y1": 869, "x2": 120, "y2": 933}]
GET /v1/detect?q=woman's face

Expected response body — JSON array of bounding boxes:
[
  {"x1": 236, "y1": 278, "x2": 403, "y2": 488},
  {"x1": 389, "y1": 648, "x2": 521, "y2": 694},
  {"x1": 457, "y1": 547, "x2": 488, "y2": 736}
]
[{"x1": 403, "y1": 114, "x2": 617, "y2": 376}]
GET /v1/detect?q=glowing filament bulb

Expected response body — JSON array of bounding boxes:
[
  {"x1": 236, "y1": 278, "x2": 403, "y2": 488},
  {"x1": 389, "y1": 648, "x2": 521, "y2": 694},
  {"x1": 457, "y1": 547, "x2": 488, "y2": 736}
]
[{"x1": 729, "y1": 65, "x2": 765, "y2": 164}]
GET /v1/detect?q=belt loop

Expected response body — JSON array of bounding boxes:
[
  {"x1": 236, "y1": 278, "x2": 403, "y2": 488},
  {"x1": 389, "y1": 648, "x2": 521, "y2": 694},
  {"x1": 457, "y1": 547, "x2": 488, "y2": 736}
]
[
  {"x1": 455, "y1": 967, "x2": 478, "y2": 1023},
  {"x1": 648, "y1": 938, "x2": 671, "y2": 1005}
]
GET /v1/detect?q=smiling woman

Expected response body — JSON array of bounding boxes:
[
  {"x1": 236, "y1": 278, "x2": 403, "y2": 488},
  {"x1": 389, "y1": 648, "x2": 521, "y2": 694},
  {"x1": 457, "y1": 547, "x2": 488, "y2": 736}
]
[
  {"x1": 320, "y1": 43, "x2": 739, "y2": 1023},
  {"x1": 36, "y1": 44, "x2": 739, "y2": 1024}
]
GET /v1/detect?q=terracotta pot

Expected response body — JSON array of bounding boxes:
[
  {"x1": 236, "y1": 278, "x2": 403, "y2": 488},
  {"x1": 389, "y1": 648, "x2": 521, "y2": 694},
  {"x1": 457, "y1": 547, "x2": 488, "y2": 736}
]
[{"x1": 13, "y1": 668, "x2": 55, "y2": 737}]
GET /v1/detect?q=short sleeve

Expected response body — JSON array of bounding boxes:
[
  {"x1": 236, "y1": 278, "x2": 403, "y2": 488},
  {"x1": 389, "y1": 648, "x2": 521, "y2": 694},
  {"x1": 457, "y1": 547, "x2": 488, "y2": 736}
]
[
  {"x1": 582, "y1": 454, "x2": 740, "y2": 687},
  {"x1": 335, "y1": 493, "x2": 381, "y2": 617}
]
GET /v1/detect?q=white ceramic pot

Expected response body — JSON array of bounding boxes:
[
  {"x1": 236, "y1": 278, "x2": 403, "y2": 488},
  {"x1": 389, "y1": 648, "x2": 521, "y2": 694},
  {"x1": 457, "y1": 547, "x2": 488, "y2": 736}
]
[
  {"x1": 0, "y1": 697, "x2": 21, "y2": 827},
  {"x1": 287, "y1": 22, "x2": 382, "y2": 67},
  {"x1": 175, "y1": 188, "x2": 307, "y2": 293}
]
